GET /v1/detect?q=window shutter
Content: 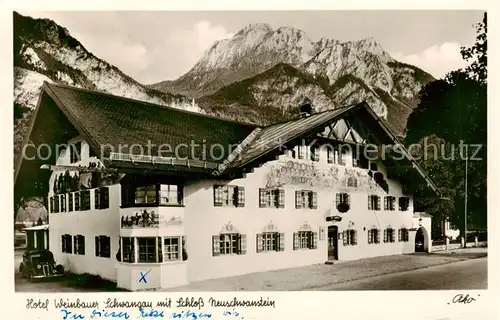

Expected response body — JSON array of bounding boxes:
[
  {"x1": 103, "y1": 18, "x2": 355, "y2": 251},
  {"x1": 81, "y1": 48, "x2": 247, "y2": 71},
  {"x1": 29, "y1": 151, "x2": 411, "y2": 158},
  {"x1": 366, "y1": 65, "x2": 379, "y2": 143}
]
[
  {"x1": 376, "y1": 196, "x2": 381, "y2": 210},
  {"x1": 368, "y1": 230, "x2": 372, "y2": 244},
  {"x1": 259, "y1": 189, "x2": 267, "y2": 208},
  {"x1": 312, "y1": 232, "x2": 318, "y2": 249},
  {"x1": 353, "y1": 231, "x2": 357, "y2": 245},
  {"x1": 279, "y1": 233, "x2": 285, "y2": 251},
  {"x1": 236, "y1": 187, "x2": 245, "y2": 207},
  {"x1": 157, "y1": 237, "x2": 163, "y2": 263},
  {"x1": 212, "y1": 235, "x2": 220, "y2": 256},
  {"x1": 213, "y1": 185, "x2": 223, "y2": 207},
  {"x1": 95, "y1": 236, "x2": 99, "y2": 256},
  {"x1": 278, "y1": 189, "x2": 285, "y2": 208},
  {"x1": 384, "y1": 197, "x2": 388, "y2": 210},
  {"x1": 342, "y1": 231, "x2": 348, "y2": 246},
  {"x1": 368, "y1": 196, "x2": 372, "y2": 210},
  {"x1": 405, "y1": 230, "x2": 409, "y2": 242},
  {"x1": 81, "y1": 235, "x2": 86, "y2": 255},
  {"x1": 256, "y1": 233, "x2": 263, "y2": 253},
  {"x1": 336, "y1": 193, "x2": 340, "y2": 205},
  {"x1": 61, "y1": 235, "x2": 66, "y2": 253},
  {"x1": 310, "y1": 192, "x2": 318, "y2": 209},
  {"x1": 295, "y1": 191, "x2": 302, "y2": 209},
  {"x1": 293, "y1": 233, "x2": 299, "y2": 250},
  {"x1": 384, "y1": 229, "x2": 387, "y2": 243},
  {"x1": 398, "y1": 229, "x2": 402, "y2": 242},
  {"x1": 391, "y1": 229, "x2": 396, "y2": 243},
  {"x1": 73, "y1": 235, "x2": 77, "y2": 254},
  {"x1": 94, "y1": 189, "x2": 100, "y2": 209},
  {"x1": 346, "y1": 194, "x2": 351, "y2": 205},
  {"x1": 238, "y1": 234, "x2": 247, "y2": 255}
]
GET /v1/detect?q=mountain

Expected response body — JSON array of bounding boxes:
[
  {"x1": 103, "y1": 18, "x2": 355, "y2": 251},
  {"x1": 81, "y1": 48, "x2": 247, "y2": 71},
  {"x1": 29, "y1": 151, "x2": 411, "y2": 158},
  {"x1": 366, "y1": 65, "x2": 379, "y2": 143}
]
[
  {"x1": 13, "y1": 12, "x2": 202, "y2": 163},
  {"x1": 150, "y1": 23, "x2": 434, "y2": 135}
]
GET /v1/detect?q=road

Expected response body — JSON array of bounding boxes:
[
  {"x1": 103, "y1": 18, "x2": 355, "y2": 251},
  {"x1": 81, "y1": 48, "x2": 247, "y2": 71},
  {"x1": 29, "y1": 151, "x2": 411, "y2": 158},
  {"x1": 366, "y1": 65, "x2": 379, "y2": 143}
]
[{"x1": 315, "y1": 257, "x2": 487, "y2": 290}]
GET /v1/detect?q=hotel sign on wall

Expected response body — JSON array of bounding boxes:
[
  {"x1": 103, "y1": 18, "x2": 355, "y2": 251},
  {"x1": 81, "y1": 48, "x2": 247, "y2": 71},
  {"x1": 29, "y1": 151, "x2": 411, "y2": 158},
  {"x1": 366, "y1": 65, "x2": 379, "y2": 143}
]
[{"x1": 121, "y1": 209, "x2": 183, "y2": 229}]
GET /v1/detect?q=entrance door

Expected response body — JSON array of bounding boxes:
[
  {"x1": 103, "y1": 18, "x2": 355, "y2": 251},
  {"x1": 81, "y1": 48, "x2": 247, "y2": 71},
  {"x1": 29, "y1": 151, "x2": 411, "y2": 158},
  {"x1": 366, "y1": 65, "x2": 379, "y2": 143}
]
[
  {"x1": 415, "y1": 228, "x2": 425, "y2": 252},
  {"x1": 327, "y1": 226, "x2": 338, "y2": 260}
]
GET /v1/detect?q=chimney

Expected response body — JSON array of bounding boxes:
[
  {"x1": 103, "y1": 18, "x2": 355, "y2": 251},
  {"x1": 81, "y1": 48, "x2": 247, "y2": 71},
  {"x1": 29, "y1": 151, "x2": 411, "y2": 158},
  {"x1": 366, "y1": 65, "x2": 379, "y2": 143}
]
[{"x1": 299, "y1": 102, "x2": 313, "y2": 118}]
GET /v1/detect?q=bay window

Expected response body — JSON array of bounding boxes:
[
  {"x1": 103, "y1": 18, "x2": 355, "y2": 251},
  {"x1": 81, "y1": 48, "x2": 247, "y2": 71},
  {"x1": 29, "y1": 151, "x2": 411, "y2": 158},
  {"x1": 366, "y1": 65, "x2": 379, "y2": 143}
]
[{"x1": 121, "y1": 181, "x2": 184, "y2": 207}]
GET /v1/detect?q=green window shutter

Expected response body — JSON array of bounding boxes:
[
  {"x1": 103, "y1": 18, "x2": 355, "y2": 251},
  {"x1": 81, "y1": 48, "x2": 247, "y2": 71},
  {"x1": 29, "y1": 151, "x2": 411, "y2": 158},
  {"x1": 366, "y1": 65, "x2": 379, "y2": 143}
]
[
  {"x1": 295, "y1": 191, "x2": 302, "y2": 209},
  {"x1": 238, "y1": 234, "x2": 247, "y2": 255},
  {"x1": 256, "y1": 233, "x2": 263, "y2": 253},
  {"x1": 212, "y1": 235, "x2": 220, "y2": 256},
  {"x1": 95, "y1": 236, "x2": 99, "y2": 256},
  {"x1": 312, "y1": 232, "x2": 318, "y2": 249},
  {"x1": 279, "y1": 233, "x2": 285, "y2": 251},
  {"x1": 293, "y1": 233, "x2": 299, "y2": 250},
  {"x1": 310, "y1": 192, "x2": 318, "y2": 209}
]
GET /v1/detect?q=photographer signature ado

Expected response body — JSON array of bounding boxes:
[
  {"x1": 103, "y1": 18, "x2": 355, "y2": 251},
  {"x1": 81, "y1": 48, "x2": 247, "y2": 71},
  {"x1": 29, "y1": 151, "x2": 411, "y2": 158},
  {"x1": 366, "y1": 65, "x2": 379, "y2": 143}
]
[{"x1": 449, "y1": 293, "x2": 479, "y2": 305}]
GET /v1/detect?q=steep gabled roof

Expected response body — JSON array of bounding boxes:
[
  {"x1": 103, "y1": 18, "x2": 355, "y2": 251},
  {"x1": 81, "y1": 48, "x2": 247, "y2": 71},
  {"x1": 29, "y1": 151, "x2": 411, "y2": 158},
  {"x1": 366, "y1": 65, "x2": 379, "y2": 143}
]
[{"x1": 42, "y1": 82, "x2": 258, "y2": 162}]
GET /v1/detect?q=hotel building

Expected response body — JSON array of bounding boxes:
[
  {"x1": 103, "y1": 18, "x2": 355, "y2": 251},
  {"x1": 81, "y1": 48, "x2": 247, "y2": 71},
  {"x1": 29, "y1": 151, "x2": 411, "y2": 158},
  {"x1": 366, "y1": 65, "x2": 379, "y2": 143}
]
[{"x1": 15, "y1": 82, "x2": 438, "y2": 291}]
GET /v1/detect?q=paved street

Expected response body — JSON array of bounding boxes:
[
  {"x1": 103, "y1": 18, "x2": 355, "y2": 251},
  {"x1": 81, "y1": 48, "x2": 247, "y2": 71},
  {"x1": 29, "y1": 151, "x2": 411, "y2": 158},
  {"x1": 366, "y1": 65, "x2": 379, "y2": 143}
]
[
  {"x1": 315, "y1": 257, "x2": 487, "y2": 290},
  {"x1": 14, "y1": 248, "x2": 487, "y2": 292}
]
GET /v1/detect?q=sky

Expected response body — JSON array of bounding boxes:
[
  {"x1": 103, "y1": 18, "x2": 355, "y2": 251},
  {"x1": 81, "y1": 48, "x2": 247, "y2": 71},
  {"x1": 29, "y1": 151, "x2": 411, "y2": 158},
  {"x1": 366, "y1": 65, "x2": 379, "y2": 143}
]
[{"x1": 19, "y1": 10, "x2": 484, "y2": 84}]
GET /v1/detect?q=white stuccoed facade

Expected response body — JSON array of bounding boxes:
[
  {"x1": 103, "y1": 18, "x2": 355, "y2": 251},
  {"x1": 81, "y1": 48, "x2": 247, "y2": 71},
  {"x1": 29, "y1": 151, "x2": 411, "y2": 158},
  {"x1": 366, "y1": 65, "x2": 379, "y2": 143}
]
[{"x1": 47, "y1": 135, "x2": 432, "y2": 291}]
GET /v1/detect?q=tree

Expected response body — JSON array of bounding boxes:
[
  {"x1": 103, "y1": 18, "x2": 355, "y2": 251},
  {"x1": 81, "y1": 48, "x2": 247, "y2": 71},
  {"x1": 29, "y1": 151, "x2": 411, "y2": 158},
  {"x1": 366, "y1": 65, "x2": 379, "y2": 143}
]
[{"x1": 405, "y1": 12, "x2": 487, "y2": 235}]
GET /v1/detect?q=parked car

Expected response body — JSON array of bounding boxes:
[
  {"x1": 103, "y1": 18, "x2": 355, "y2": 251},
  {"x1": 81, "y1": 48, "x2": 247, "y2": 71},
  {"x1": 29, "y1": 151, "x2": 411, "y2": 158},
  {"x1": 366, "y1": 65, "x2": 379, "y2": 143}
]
[{"x1": 19, "y1": 249, "x2": 64, "y2": 281}]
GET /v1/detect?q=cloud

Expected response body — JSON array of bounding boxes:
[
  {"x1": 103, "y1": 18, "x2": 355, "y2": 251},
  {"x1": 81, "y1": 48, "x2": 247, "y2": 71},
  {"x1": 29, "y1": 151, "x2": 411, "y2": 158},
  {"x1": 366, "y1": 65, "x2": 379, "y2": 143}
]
[{"x1": 390, "y1": 42, "x2": 468, "y2": 79}]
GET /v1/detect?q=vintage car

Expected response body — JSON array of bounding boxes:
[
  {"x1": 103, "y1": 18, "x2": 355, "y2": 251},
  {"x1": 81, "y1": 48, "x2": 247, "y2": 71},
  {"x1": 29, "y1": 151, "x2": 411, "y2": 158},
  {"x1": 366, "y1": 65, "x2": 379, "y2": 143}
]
[{"x1": 19, "y1": 249, "x2": 64, "y2": 280}]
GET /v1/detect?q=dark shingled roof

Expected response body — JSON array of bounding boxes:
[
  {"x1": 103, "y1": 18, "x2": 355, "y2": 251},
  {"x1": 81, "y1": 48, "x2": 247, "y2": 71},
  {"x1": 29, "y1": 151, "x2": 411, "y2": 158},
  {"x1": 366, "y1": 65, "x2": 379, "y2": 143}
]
[{"x1": 43, "y1": 82, "x2": 258, "y2": 163}]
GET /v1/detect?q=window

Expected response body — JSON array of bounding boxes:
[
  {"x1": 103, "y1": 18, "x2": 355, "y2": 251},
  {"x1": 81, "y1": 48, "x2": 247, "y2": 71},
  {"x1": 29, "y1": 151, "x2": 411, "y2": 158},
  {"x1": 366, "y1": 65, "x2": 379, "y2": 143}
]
[
  {"x1": 256, "y1": 233, "x2": 285, "y2": 252},
  {"x1": 310, "y1": 146, "x2": 319, "y2": 162},
  {"x1": 347, "y1": 177, "x2": 358, "y2": 188},
  {"x1": 343, "y1": 229, "x2": 357, "y2": 246},
  {"x1": 68, "y1": 193, "x2": 73, "y2": 212},
  {"x1": 384, "y1": 196, "x2": 396, "y2": 211},
  {"x1": 212, "y1": 233, "x2": 246, "y2": 256},
  {"x1": 336, "y1": 193, "x2": 350, "y2": 206},
  {"x1": 295, "y1": 190, "x2": 317, "y2": 209},
  {"x1": 297, "y1": 145, "x2": 305, "y2": 159},
  {"x1": 164, "y1": 237, "x2": 180, "y2": 261},
  {"x1": 338, "y1": 145, "x2": 347, "y2": 165},
  {"x1": 70, "y1": 142, "x2": 82, "y2": 163},
  {"x1": 327, "y1": 147, "x2": 337, "y2": 164},
  {"x1": 61, "y1": 234, "x2": 72, "y2": 253},
  {"x1": 368, "y1": 229, "x2": 380, "y2": 244},
  {"x1": 368, "y1": 195, "x2": 381, "y2": 210},
  {"x1": 95, "y1": 236, "x2": 111, "y2": 258},
  {"x1": 135, "y1": 185, "x2": 156, "y2": 204},
  {"x1": 159, "y1": 184, "x2": 182, "y2": 205},
  {"x1": 80, "y1": 190, "x2": 91, "y2": 210},
  {"x1": 293, "y1": 231, "x2": 318, "y2": 250},
  {"x1": 54, "y1": 195, "x2": 60, "y2": 213},
  {"x1": 259, "y1": 188, "x2": 285, "y2": 208},
  {"x1": 384, "y1": 228, "x2": 396, "y2": 243},
  {"x1": 399, "y1": 228, "x2": 410, "y2": 242},
  {"x1": 122, "y1": 237, "x2": 135, "y2": 263},
  {"x1": 213, "y1": 185, "x2": 245, "y2": 207},
  {"x1": 60, "y1": 194, "x2": 66, "y2": 212},
  {"x1": 94, "y1": 187, "x2": 110, "y2": 209},
  {"x1": 399, "y1": 197, "x2": 410, "y2": 211},
  {"x1": 74, "y1": 192, "x2": 80, "y2": 211},
  {"x1": 138, "y1": 237, "x2": 157, "y2": 263},
  {"x1": 73, "y1": 235, "x2": 85, "y2": 255}
]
